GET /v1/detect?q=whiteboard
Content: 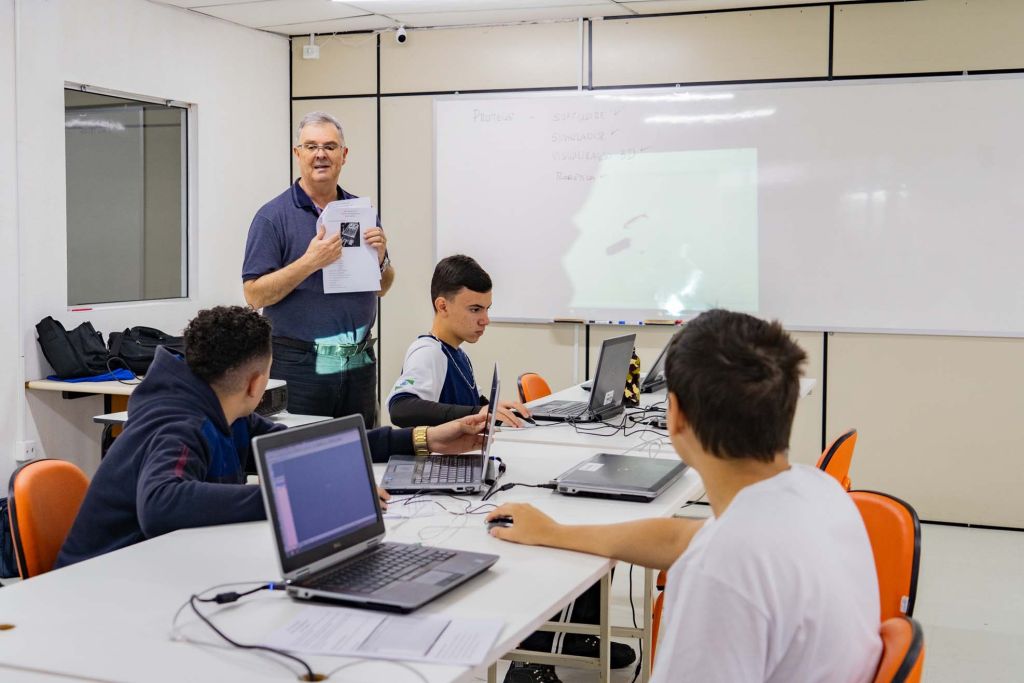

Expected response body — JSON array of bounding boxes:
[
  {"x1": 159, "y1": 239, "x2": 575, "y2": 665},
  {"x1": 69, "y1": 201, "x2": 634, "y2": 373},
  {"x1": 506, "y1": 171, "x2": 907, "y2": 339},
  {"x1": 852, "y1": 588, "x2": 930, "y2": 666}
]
[{"x1": 434, "y1": 76, "x2": 1024, "y2": 336}]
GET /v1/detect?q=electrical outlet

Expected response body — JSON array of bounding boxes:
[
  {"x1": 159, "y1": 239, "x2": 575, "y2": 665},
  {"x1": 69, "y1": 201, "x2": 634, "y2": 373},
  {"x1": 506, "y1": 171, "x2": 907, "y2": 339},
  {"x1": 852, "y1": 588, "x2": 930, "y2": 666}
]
[
  {"x1": 16, "y1": 440, "x2": 38, "y2": 462},
  {"x1": 302, "y1": 44, "x2": 320, "y2": 60}
]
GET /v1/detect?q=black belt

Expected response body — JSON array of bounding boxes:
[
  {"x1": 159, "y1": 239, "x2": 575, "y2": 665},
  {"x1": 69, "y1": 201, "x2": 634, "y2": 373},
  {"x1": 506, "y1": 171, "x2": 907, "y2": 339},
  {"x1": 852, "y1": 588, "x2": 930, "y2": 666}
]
[{"x1": 273, "y1": 335, "x2": 375, "y2": 358}]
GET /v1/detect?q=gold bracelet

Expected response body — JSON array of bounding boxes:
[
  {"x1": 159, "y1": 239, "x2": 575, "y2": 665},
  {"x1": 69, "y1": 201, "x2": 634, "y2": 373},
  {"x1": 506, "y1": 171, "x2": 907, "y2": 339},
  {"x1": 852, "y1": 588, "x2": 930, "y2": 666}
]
[{"x1": 413, "y1": 426, "x2": 430, "y2": 457}]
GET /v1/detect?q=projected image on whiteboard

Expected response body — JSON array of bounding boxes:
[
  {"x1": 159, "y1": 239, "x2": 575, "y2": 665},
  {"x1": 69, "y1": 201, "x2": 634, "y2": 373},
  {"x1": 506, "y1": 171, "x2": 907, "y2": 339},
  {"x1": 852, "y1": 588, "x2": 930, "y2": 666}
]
[{"x1": 563, "y1": 148, "x2": 758, "y2": 318}]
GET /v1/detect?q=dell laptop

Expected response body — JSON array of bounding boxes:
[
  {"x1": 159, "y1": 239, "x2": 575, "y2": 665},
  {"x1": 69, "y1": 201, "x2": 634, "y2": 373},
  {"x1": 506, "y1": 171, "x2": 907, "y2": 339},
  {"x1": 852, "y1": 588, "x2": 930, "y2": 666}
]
[
  {"x1": 381, "y1": 364, "x2": 501, "y2": 494},
  {"x1": 253, "y1": 414, "x2": 498, "y2": 612},
  {"x1": 532, "y1": 334, "x2": 636, "y2": 423},
  {"x1": 554, "y1": 452, "x2": 687, "y2": 502}
]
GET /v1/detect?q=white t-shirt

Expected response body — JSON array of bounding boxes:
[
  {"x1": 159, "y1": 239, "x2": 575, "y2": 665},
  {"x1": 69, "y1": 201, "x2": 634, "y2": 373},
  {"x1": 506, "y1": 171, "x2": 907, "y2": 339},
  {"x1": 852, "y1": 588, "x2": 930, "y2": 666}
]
[{"x1": 652, "y1": 464, "x2": 881, "y2": 683}]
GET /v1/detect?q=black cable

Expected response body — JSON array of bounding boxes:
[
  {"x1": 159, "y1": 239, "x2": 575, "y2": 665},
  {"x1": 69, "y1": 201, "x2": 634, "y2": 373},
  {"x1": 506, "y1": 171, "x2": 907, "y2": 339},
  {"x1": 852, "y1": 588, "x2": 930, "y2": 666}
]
[
  {"x1": 481, "y1": 481, "x2": 557, "y2": 502},
  {"x1": 629, "y1": 564, "x2": 642, "y2": 683},
  {"x1": 187, "y1": 584, "x2": 323, "y2": 681}
]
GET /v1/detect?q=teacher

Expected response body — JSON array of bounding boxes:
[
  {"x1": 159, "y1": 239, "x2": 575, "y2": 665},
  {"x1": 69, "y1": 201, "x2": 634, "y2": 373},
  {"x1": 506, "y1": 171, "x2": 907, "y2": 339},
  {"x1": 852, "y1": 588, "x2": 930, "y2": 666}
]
[{"x1": 242, "y1": 111, "x2": 395, "y2": 425}]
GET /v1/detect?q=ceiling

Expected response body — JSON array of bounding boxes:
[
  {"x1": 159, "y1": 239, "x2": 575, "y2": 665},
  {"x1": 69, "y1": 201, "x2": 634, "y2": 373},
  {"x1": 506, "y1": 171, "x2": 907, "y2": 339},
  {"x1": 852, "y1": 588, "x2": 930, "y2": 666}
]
[{"x1": 151, "y1": 0, "x2": 857, "y2": 37}]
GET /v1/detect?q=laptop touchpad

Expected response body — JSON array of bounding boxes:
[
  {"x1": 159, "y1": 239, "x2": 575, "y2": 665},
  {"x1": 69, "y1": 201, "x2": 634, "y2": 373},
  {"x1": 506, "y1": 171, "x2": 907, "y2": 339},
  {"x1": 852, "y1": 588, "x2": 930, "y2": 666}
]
[
  {"x1": 395, "y1": 464, "x2": 414, "y2": 473},
  {"x1": 412, "y1": 570, "x2": 459, "y2": 586}
]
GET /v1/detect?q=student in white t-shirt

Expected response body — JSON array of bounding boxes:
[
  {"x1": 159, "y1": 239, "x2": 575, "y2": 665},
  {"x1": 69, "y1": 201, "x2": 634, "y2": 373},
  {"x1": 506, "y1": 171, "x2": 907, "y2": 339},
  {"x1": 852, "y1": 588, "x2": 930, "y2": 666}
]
[{"x1": 488, "y1": 309, "x2": 882, "y2": 683}]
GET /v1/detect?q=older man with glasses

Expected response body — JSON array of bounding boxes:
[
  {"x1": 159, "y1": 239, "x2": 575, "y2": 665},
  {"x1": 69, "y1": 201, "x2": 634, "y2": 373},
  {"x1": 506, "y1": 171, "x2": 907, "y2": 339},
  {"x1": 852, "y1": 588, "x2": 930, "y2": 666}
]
[{"x1": 242, "y1": 111, "x2": 395, "y2": 425}]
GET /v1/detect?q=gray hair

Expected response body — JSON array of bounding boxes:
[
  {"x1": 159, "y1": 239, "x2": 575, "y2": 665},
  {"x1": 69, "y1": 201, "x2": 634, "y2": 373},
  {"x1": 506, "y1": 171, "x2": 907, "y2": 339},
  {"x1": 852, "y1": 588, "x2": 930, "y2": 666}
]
[{"x1": 296, "y1": 111, "x2": 345, "y2": 143}]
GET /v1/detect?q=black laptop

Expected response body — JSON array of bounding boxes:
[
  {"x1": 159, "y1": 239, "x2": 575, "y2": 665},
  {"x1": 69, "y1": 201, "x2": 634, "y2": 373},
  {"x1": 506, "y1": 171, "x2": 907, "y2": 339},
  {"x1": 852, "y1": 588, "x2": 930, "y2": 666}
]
[
  {"x1": 531, "y1": 334, "x2": 636, "y2": 422},
  {"x1": 381, "y1": 364, "x2": 500, "y2": 494},
  {"x1": 581, "y1": 339, "x2": 669, "y2": 394},
  {"x1": 554, "y1": 452, "x2": 687, "y2": 502},
  {"x1": 252, "y1": 415, "x2": 498, "y2": 612}
]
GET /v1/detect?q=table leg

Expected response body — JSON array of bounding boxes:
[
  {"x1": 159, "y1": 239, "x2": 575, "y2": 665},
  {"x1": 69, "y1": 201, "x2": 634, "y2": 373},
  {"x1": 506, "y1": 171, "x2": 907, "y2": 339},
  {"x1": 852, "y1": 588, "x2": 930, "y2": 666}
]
[
  {"x1": 488, "y1": 662, "x2": 497, "y2": 683},
  {"x1": 600, "y1": 571, "x2": 611, "y2": 683},
  {"x1": 643, "y1": 567, "x2": 654, "y2": 682}
]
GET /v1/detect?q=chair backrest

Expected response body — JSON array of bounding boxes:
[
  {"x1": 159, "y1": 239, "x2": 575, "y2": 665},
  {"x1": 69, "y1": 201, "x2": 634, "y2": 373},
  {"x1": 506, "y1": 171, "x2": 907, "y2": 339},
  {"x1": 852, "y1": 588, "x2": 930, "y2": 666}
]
[
  {"x1": 851, "y1": 490, "x2": 921, "y2": 621},
  {"x1": 873, "y1": 616, "x2": 925, "y2": 683},
  {"x1": 8, "y1": 459, "x2": 90, "y2": 578},
  {"x1": 818, "y1": 428, "x2": 857, "y2": 490},
  {"x1": 517, "y1": 372, "x2": 552, "y2": 403}
]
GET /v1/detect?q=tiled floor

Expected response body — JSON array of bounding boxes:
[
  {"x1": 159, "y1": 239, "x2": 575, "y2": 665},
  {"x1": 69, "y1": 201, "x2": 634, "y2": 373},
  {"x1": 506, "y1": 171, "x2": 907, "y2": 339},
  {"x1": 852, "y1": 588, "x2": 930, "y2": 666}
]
[{"x1": 475, "y1": 519, "x2": 1024, "y2": 682}]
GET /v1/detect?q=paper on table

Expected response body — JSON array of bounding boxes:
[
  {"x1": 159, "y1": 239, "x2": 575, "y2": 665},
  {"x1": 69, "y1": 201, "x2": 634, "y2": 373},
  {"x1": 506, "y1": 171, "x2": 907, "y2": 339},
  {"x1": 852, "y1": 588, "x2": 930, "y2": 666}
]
[
  {"x1": 319, "y1": 198, "x2": 382, "y2": 294},
  {"x1": 262, "y1": 605, "x2": 503, "y2": 666}
]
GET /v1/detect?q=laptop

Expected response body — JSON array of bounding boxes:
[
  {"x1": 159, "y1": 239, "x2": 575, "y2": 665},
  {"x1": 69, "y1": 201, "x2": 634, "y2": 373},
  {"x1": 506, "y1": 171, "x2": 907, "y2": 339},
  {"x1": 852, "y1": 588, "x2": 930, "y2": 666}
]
[
  {"x1": 639, "y1": 341, "x2": 669, "y2": 393},
  {"x1": 531, "y1": 334, "x2": 636, "y2": 422},
  {"x1": 381, "y1": 364, "x2": 501, "y2": 494},
  {"x1": 580, "y1": 339, "x2": 669, "y2": 394},
  {"x1": 252, "y1": 414, "x2": 499, "y2": 612},
  {"x1": 554, "y1": 452, "x2": 687, "y2": 502}
]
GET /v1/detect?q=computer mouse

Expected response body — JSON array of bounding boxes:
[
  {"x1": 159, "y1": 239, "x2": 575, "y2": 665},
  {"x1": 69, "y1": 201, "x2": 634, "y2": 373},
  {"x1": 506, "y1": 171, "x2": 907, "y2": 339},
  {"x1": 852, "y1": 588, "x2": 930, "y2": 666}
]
[
  {"x1": 510, "y1": 409, "x2": 536, "y2": 425},
  {"x1": 486, "y1": 515, "x2": 514, "y2": 531}
]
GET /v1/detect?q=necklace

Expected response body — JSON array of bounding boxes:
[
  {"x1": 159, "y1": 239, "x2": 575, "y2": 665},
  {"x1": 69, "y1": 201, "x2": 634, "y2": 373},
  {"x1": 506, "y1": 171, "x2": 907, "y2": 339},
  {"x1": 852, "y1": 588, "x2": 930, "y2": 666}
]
[{"x1": 426, "y1": 334, "x2": 478, "y2": 398}]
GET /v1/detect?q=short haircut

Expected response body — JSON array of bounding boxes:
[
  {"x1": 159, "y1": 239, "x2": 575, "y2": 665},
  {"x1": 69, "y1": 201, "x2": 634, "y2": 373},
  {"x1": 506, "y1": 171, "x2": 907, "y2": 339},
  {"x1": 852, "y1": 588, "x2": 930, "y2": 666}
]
[
  {"x1": 184, "y1": 306, "x2": 272, "y2": 391},
  {"x1": 665, "y1": 309, "x2": 806, "y2": 463},
  {"x1": 430, "y1": 255, "x2": 492, "y2": 310},
  {"x1": 296, "y1": 111, "x2": 344, "y2": 144}
]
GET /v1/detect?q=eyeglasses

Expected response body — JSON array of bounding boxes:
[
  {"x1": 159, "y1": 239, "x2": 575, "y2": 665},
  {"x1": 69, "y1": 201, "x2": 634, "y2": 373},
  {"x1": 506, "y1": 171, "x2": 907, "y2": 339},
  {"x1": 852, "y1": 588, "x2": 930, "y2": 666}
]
[{"x1": 296, "y1": 142, "x2": 343, "y2": 153}]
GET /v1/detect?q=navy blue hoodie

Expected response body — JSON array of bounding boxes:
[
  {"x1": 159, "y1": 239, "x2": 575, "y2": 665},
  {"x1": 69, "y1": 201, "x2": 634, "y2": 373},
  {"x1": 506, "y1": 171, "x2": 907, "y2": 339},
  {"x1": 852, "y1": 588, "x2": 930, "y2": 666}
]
[{"x1": 57, "y1": 348, "x2": 413, "y2": 568}]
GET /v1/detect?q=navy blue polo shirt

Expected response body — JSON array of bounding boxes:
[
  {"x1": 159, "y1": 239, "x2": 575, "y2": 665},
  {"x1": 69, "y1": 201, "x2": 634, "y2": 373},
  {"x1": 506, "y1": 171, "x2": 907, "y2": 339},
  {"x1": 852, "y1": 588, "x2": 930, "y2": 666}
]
[{"x1": 242, "y1": 180, "x2": 377, "y2": 344}]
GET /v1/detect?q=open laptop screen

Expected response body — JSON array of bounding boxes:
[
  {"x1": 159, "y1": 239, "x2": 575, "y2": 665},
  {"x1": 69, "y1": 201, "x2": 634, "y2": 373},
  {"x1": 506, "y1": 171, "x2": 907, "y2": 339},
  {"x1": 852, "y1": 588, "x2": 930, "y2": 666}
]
[
  {"x1": 588, "y1": 334, "x2": 636, "y2": 415},
  {"x1": 480, "y1": 363, "x2": 500, "y2": 459},
  {"x1": 255, "y1": 416, "x2": 385, "y2": 576},
  {"x1": 265, "y1": 428, "x2": 377, "y2": 558}
]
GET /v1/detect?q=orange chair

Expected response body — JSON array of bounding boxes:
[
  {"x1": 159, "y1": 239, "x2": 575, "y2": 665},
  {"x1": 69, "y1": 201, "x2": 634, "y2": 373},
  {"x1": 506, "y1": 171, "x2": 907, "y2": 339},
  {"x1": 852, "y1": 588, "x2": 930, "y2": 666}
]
[
  {"x1": 7, "y1": 459, "x2": 90, "y2": 578},
  {"x1": 818, "y1": 428, "x2": 857, "y2": 490},
  {"x1": 517, "y1": 372, "x2": 552, "y2": 403},
  {"x1": 873, "y1": 616, "x2": 925, "y2": 683},
  {"x1": 851, "y1": 490, "x2": 921, "y2": 621}
]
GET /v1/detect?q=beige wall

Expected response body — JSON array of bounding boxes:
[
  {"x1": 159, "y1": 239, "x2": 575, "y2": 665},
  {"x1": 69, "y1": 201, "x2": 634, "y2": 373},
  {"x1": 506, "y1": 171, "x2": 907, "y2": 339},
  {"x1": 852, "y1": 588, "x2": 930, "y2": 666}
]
[{"x1": 292, "y1": 0, "x2": 1024, "y2": 527}]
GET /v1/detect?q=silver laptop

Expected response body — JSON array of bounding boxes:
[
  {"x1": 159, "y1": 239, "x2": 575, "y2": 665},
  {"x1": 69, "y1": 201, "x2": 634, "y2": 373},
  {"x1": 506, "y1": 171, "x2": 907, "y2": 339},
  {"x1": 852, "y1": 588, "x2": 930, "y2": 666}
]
[
  {"x1": 554, "y1": 452, "x2": 687, "y2": 502},
  {"x1": 253, "y1": 414, "x2": 498, "y2": 612},
  {"x1": 532, "y1": 334, "x2": 636, "y2": 422},
  {"x1": 381, "y1": 364, "x2": 501, "y2": 494}
]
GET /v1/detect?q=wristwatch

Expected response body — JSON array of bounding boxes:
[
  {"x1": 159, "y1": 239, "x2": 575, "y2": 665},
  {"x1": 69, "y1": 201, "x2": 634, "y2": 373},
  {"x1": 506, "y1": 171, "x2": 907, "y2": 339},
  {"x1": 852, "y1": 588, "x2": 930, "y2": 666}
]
[
  {"x1": 413, "y1": 426, "x2": 430, "y2": 456},
  {"x1": 379, "y1": 250, "x2": 391, "y2": 274}
]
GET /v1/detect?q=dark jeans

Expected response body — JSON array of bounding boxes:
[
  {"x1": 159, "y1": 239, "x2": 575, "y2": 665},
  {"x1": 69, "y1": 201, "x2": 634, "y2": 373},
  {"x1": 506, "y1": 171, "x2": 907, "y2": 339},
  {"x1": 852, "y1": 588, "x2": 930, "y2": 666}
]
[{"x1": 271, "y1": 342, "x2": 378, "y2": 428}]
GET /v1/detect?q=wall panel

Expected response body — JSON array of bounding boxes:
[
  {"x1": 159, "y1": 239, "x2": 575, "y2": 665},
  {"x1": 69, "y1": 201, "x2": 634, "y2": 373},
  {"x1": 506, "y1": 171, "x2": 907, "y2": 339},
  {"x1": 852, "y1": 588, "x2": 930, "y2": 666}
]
[
  {"x1": 592, "y1": 8, "x2": 829, "y2": 87},
  {"x1": 380, "y1": 22, "x2": 580, "y2": 94},
  {"x1": 291, "y1": 34, "x2": 377, "y2": 97},
  {"x1": 827, "y1": 333, "x2": 1024, "y2": 527}
]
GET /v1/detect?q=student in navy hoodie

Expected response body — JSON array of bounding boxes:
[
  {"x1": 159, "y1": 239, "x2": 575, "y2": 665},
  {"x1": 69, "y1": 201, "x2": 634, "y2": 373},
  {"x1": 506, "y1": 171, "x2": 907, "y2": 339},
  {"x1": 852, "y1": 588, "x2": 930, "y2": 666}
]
[{"x1": 56, "y1": 305, "x2": 486, "y2": 568}]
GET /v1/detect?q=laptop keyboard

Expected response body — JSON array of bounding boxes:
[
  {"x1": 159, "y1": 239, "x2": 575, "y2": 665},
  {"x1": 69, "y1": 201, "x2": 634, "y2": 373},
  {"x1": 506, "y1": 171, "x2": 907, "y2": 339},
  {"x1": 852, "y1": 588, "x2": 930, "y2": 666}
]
[
  {"x1": 413, "y1": 455, "x2": 475, "y2": 484},
  {"x1": 312, "y1": 544, "x2": 456, "y2": 594},
  {"x1": 536, "y1": 400, "x2": 587, "y2": 416}
]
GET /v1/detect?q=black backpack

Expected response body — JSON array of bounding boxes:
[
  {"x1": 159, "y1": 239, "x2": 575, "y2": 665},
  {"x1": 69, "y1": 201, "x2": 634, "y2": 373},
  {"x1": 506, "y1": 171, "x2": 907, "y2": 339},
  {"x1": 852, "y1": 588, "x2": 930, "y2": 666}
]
[
  {"x1": 35, "y1": 316, "x2": 110, "y2": 379},
  {"x1": 107, "y1": 326, "x2": 185, "y2": 376}
]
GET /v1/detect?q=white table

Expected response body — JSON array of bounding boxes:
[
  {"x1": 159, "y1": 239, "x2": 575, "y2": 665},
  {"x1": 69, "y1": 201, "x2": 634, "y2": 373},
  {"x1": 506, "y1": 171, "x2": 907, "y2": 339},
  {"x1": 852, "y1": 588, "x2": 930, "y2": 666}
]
[
  {"x1": 0, "y1": 440, "x2": 700, "y2": 683},
  {"x1": 92, "y1": 410, "x2": 330, "y2": 430},
  {"x1": 501, "y1": 377, "x2": 817, "y2": 451}
]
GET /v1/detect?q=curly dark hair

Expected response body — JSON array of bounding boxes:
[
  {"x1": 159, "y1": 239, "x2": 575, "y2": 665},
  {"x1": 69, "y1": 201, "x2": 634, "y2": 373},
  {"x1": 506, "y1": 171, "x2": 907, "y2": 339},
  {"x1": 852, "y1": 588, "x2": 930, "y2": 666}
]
[
  {"x1": 665, "y1": 309, "x2": 807, "y2": 463},
  {"x1": 184, "y1": 306, "x2": 272, "y2": 389}
]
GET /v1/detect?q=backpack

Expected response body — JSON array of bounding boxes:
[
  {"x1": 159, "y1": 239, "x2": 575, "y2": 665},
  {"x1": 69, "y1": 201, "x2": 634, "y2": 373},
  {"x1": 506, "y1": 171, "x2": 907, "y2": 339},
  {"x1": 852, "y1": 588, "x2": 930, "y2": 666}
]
[
  {"x1": 35, "y1": 316, "x2": 110, "y2": 379},
  {"x1": 107, "y1": 326, "x2": 185, "y2": 376}
]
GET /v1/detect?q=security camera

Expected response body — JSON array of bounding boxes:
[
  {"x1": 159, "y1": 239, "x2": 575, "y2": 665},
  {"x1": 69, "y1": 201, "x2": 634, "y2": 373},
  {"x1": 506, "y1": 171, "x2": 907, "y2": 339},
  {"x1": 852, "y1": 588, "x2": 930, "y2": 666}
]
[{"x1": 395, "y1": 26, "x2": 408, "y2": 44}]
